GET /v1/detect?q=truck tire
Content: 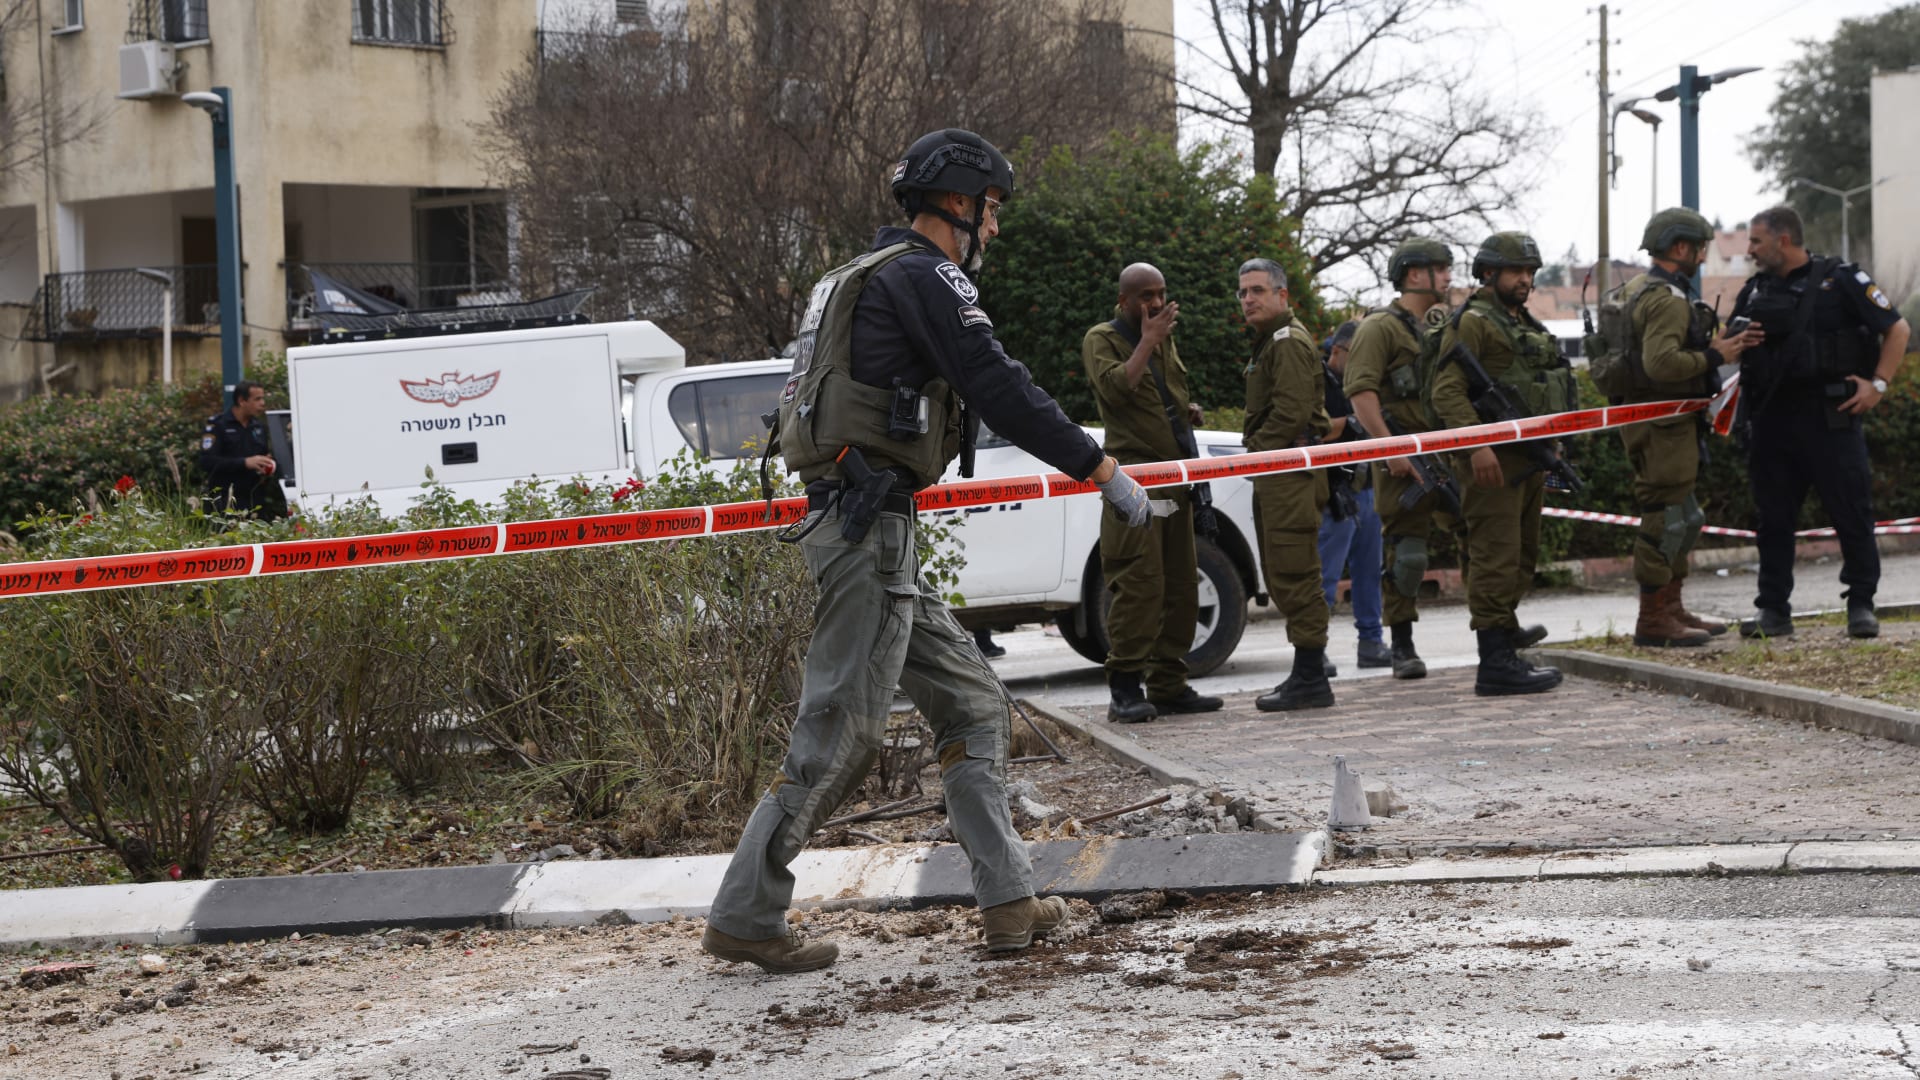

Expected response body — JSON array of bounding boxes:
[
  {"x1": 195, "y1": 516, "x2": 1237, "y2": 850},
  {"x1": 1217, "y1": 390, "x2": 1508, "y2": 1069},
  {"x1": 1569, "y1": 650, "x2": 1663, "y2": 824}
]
[{"x1": 1057, "y1": 536, "x2": 1248, "y2": 678}]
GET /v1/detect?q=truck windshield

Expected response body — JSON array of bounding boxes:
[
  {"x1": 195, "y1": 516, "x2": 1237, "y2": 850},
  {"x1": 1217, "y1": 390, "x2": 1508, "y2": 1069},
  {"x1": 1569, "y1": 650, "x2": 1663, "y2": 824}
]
[{"x1": 667, "y1": 372, "x2": 786, "y2": 459}]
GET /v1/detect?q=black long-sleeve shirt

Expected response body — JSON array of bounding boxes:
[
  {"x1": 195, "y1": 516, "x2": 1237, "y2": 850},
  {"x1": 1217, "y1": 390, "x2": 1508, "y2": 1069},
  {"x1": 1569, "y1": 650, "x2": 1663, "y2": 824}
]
[{"x1": 849, "y1": 228, "x2": 1103, "y2": 481}]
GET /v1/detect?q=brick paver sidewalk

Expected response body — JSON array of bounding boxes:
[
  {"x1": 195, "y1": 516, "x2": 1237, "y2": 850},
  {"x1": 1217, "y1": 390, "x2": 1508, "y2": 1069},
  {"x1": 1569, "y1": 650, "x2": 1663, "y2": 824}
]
[{"x1": 1059, "y1": 670, "x2": 1920, "y2": 853}]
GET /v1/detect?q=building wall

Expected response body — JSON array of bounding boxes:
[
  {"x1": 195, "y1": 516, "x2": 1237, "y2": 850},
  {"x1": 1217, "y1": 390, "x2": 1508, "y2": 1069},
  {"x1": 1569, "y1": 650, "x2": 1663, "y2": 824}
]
[
  {"x1": 284, "y1": 185, "x2": 414, "y2": 264},
  {"x1": 0, "y1": 207, "x2": 37, "y2": 302},
  {"x1": 1871, "y1": 67, "x2": 1920, "y2": 310}
]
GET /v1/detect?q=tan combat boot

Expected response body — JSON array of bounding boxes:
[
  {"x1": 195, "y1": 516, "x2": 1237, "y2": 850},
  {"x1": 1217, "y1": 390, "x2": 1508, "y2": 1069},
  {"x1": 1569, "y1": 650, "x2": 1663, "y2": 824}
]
[
  {"x1": 1633, "y1": 586, "x2": 1710, "y2": 648},
  {"x1": 1667, "y1": 580, "x2": 1727, "y2": 636},
  {"x1": 981, "y1": 895, "x2": 1070, "y2": 953},
  {"x1": 701, "y1": 926, "x2": 838, "y2": 973}
]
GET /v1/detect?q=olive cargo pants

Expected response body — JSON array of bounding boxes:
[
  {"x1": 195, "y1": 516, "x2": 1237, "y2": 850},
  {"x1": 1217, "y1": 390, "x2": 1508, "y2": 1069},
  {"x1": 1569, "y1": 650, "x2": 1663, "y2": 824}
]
[
  {"x1": 708, "y1": 503, "x2": 1033, "y2": 941},
  {"x1": 1620, "y1": 416, "x2": 1703, "y2": 589},
  {"x1": 1100, "y1": 489, "x2": 1197, "y2": 699},
  {"x1": 1373, "y1": 461, "x2": 1468, "y2": 626},
  {"x1": 1252, "y1": 471, "x2": 1330, "y2": 649},
  {"x1": 1457, "y1": 447, "x2": 1545, "y2": 633}
]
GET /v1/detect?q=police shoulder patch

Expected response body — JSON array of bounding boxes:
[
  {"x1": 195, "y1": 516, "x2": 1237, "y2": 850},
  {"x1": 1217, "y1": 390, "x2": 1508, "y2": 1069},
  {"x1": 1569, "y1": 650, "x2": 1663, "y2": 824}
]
[
  {"x1": 935, "y1": 262, "x2": 978, "y2": 303},
  {"x1": 1869, "y1": 285, "x2": 1893, "y2": 310},
  {"x1": 200, "y1": 435, "x2": 214, "y2": 450},
  {"x1": 957, "y1": 304, "x2": 992, "y2": 329}
]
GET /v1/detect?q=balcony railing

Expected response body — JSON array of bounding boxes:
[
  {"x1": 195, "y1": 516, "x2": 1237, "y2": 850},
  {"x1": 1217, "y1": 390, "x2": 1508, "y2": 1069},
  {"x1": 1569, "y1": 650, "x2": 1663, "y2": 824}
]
[
  {"x1": 21, "y1": 266, "x2": 222, "y2": 343},
  {"x1": 126, "y1": 0, "x2": 211, "y2": 44},
  {"x1": 352, "y1": 0, "x2": 451, "y2": 48},
  {"x1": 285, "y1": 262, "x2": 513, "y2": 328}
]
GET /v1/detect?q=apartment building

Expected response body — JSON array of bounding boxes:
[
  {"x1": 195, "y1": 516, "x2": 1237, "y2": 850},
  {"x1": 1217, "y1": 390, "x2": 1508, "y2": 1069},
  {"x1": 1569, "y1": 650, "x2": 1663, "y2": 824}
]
[{"x1": 0, "y1": 0, "x2": 1174, "y2": 402}]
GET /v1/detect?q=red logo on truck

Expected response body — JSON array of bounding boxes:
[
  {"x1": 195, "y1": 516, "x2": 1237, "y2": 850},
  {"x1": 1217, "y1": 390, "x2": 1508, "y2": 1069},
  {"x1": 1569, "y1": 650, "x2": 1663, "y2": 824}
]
[{"x1": 400, "y1": 371, "x2": 500, "y2": 407}]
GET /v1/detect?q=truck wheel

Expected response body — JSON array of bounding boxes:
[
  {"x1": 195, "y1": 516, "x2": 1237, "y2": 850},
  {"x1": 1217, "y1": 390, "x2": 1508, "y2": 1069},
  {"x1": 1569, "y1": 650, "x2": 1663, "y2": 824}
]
[{"x1": 1063, "y1": 537, "x2": 1248, "y2": 678}]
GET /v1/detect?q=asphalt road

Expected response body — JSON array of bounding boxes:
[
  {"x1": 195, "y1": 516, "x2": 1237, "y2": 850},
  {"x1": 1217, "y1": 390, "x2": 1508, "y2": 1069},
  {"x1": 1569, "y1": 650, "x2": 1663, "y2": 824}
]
[{"x1": 17, "y1": 874, "x2": 1915, "y2": 1079}]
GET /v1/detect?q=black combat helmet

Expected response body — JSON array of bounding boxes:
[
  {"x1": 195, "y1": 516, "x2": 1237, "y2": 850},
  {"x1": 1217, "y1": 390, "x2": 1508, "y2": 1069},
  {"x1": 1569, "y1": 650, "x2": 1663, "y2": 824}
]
[
  {"x1": 890, "y1": 129, "x2": 1015, "y2": 273},
  {"x1": 1639, "y1": 207, "x2": 1713, "y2": 255},
  {"x1": 1471, "y1": 231, "x2": 1543, "y2": 280},
  {"x1": 1388, "y1": 238, "x2": 1452, "y2": 292}
]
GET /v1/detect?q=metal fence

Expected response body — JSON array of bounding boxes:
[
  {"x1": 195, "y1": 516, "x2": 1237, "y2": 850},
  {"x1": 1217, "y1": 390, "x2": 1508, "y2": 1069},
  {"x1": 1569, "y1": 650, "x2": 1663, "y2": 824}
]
[
  {"x1": 285, "y1": 262, "x2": 513, "y2": 327},
  {"x1": 21, "y1": 266, "x2": 222, "y2": 343}
]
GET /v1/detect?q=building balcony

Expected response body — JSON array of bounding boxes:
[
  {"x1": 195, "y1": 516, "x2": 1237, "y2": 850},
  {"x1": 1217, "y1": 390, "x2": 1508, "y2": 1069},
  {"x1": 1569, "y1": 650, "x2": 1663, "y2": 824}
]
[{"x1": 21, "y1": 266, "x2": 222, "y2": 343}]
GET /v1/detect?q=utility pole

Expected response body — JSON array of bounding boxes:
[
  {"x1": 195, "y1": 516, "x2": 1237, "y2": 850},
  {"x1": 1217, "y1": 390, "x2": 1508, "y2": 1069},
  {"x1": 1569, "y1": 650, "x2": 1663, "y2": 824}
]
[{"x1": 1594, "y1": 6, "x2": 1611, "y2": 300}]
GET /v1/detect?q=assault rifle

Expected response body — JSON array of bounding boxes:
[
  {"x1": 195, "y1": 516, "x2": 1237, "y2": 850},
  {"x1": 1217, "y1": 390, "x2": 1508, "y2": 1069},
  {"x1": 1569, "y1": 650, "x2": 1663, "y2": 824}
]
[
  {"x1": 1364, "y1": 414, "x2": 1464, "y2": 518},
  {"x1": 1436, "y1": 342, "x2": 1585, "y2": 495}
]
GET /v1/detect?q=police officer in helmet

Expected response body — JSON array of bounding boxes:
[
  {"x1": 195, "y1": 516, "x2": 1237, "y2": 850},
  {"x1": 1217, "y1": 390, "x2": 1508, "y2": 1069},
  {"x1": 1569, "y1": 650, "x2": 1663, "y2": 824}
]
[
  {"x1": 705, "y1": 129, "x2": 1154, "y2": 974},
  {"x1": 1614, "y1": 208, "x2": 1763, "y2": 647},
  {"x1": 1732, "y1": 204, "x2": 1911, "y2": 639}
]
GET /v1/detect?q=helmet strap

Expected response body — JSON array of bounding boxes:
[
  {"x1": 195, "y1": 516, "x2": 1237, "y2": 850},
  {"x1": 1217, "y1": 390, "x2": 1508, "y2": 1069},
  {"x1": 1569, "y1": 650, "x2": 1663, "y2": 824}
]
[{"x1": 929, "y1": 201, "x2": 986, "y2": 274}]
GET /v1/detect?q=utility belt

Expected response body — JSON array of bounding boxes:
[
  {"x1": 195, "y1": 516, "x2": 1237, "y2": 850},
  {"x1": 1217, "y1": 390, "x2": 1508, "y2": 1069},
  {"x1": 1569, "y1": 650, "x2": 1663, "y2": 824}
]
[{"x1": 782, "y1": 448, "x2": 916, "y2": 545}]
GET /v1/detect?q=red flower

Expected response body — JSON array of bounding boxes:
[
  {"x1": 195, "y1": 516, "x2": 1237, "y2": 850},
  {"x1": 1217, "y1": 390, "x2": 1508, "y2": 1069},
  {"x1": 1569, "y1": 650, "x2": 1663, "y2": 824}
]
[
  {"x1": 114, "y1": 475, "x2": 136, "y2": 495},
  {"x1": 611, "y1": 477, "x2": 646, "y2": 503}
]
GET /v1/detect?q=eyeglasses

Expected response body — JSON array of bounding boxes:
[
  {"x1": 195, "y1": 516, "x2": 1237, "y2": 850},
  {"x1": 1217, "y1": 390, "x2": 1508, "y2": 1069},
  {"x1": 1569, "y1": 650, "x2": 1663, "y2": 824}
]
[{"x1": 981, "y1": 195, "x2": 1002, "y2": 222}]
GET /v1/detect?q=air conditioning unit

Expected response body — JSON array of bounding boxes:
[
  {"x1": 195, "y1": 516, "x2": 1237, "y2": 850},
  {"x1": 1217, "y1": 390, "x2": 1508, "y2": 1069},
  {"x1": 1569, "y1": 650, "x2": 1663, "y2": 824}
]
[{"x1": 117, "y1": 41, "x2": 177, "y2": 100}]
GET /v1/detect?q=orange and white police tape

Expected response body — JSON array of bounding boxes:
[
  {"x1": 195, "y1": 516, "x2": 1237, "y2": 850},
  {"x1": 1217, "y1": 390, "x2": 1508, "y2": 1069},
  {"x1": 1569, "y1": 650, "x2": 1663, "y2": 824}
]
[{"x1": 0, "y1": 393, "x2": 1762, "y2": 601}]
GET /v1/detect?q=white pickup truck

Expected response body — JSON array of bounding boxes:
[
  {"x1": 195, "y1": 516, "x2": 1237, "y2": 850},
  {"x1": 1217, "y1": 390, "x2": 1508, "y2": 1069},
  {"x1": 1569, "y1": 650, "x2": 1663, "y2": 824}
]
[{"x1": 279, "y1": 321, "x2": 1272, "y2": 676}]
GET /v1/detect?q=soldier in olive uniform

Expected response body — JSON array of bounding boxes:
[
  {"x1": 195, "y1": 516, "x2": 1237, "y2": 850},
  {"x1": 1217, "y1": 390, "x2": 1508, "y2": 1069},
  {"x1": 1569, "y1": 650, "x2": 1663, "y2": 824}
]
[
  {"x1": 1082, "y1": 263, "x2": 1225, "y2": 723},
  {"x1": 1613, "y1": 208, "x2": 1763, "y2": 646},
  {"x1": 1732, "y1": 204, "x2": 1911, "y2": 640},
  {"x1": 1238, "y1": 258, "x2": 1334, "y2": 711},
  {"x1": 1341, "y1": 238, "x2": 1467, "y2": 679},
  {"x1": 1429, "y1": 233, "x2": 1568, "y2": 696}
]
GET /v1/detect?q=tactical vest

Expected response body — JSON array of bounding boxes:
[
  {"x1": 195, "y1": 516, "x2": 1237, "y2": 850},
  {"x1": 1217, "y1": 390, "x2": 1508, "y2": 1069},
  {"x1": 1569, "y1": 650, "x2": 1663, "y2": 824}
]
[
  {"x1": 1588, "y1": 274, "x2": 1716, "y2": 401},
  {"x1": 775, "y1": 243, "x2": 963, "y2": 488},
  {"x1": 1461, "y1": 295, "x2": 1576, "y2": 416},
  {"x1": 1741, "y1": 257, "x2": 1877, "y2": 385},
  {"x1": 1374, "y1": 299, "x2": 1443, "y2": 430}
]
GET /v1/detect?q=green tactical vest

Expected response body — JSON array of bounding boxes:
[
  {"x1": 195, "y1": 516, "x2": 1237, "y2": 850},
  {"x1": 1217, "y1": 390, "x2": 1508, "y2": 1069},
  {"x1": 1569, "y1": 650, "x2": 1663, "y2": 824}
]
[
  {"x1": 1372, "y1": 304, "x2": 1445, "y2": 433},
  {"x1": 775, "y1": 243, "x2": 963, "y2": 488},
  {"x1": 1462, "y1": 294, "x2": 1577, "y2": 417}
]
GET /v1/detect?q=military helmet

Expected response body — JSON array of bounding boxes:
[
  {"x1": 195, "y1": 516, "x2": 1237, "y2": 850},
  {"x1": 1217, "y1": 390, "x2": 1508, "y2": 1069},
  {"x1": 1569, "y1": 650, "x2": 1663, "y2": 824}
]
[
  {"x1": 1471, "y1": 231, "x2": 1543, "y2": 279},
  {"x1": 891, "y1": 129, "x2": 1015, "y2": 215},
  {"x1": 1388, "y1": 238, "x2": 1452, "y2": 290},
  {"x1": 1640, "y1": 207, "x2": 1713, "y2": 255}
]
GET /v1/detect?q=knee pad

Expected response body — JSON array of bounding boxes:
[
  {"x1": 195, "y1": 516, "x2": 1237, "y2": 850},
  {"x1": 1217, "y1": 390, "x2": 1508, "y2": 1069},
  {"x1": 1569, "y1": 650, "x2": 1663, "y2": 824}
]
[
  {"x1": 1387, "y1": 536, "x2": 1428, "y2": 599},
  {"x1": 1659, "y1": 496, "x2": 1704, "y2": 564}
]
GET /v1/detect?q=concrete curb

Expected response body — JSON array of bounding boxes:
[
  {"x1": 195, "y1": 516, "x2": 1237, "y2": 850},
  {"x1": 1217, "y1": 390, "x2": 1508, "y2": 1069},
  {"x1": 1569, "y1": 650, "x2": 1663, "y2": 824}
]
[
  {"x1": 1022, "y1": 698, "x2": 1209, "y2": 788},
  {"x1": 1527, "y1": 647, "x2": 1920, "y2": 748},
  {"x1": 0, "y1": 830, "x2": 1322, "y2": 951},
  {"x1": 1310, "y1": 839, "x2": 1920, "y2": 887}
]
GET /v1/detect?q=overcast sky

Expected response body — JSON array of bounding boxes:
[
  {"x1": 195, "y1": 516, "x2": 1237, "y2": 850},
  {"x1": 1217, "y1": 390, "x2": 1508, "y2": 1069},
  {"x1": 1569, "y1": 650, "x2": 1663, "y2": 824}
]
[{"x1": 1171, "y1": 0, "x2": 1899, "y2": 300}]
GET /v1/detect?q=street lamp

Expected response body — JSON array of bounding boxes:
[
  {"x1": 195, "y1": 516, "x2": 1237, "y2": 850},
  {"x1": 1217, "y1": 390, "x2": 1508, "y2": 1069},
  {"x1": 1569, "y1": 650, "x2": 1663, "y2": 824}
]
[
  {"x1": 1790, "y1": 175, "x2": 1892, "y2": 263},
  {"x1": 1653, "y1": 65, "x2": 1761, "y2": 210},
  {"x1": 1622, "y1": 107, "x2": 1662, "y2": 219},
  {"x1": 132, "y1": 267, "x2": 174, "y2": 385},
  {"x1": 181, "y1": 88, "x2": 243, "y2": 406}
]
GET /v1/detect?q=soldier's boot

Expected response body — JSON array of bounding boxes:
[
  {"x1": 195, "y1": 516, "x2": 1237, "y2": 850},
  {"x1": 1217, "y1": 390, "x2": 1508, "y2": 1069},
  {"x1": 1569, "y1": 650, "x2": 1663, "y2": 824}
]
[
  {"x1": 701, "y1": 927, "x2": 838, "y2": 974},
  {"x1": 1738, "y1": 607, "x2": 1795, "y2": 639},
  {"x1": 1512, "y1": 624, "x2": 1550, "y2": 649},
  {"x1": 1667, "y1": 580, "x2": 1727, "y2": 636},
  {"x1": 1847, "y1": 596, "x2": 1880, "y2": 640},
  {"x1": 1256, "y1": 648, "x2": 1336, "y2": 712},
  {"x1": 981, "y1": 895, "x2": 1070, "y2": 953},
  {"x1": 1151, "y1": 686, "x2": 1224, "y2": 714},
  {"x1": 1633, "y1": 586, "x2": 1710, "y2": 648},
  {"x1": 1323, "y1": 655, "x2": 1340, "y2": 679},
  {"x1": 1106, "y1": 671, "x2": 1158, "y2": 724},
  {"x1": 1474, "y1": 628, "x2": 1563, "y2": 697},
  {"x1": 1388, "y1": 622, "x2": 1426, "y2": 680},
  {"x1": 1356, "y1": 639, "x2": 1393, "y2": 669}
]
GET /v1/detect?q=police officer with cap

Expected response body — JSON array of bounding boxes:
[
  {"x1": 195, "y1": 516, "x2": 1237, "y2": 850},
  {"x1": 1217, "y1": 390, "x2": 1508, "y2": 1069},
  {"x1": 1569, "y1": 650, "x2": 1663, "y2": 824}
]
[
  {"x1": 1430, "y1": 232, "x2": 1570, "y2": 696},
  {"x1": 705, "y1": 129, "x2": 1154, "y2": 974},
  {"x1": 1732, "y1": 204, "x2": 1911, "y2": 639},
  {"x1": 1612, "y1": 208, "x2": 1763, "y2": 647},
  {"x1": 198, "y1": 380, "x2": 284, "y2": 519}
]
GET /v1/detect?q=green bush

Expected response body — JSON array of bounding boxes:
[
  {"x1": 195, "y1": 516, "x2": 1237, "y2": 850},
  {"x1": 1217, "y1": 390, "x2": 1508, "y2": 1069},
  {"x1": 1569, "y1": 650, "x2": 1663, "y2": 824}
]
[
  {"x1": 0, "y1": 457, "x2": 810, "y2": 879},
  {"x1": 984, "y1": 133, "x2": 1324, "y2": 423},
  {"x1": 0, "y1": 356, "x2": 289, "y2": 536}
]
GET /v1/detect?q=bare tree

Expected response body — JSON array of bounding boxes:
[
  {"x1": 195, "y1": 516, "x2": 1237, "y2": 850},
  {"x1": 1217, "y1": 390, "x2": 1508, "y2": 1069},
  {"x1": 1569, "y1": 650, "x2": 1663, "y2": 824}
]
[
  {"x1": 484, "y1": 0, "x2": 1168, "y2": 363},
  {"x1": 1183, "y1": 0, "x2": 1538, "y2": 280},
  {"x1": 0, "y1": 0, "x2": 104, "y2": 187}
]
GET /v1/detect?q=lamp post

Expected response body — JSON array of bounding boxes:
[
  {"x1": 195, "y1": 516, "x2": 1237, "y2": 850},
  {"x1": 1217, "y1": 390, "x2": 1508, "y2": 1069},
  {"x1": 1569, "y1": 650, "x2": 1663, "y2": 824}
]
[
  {"x1": 1790, "y1": 175, "x2": 1892, "y2": 263},
  {"x1": 1653, "y1": 65, "x2": 1759, "y2": 289},
  {"x1": 1608, "y1": 99, "x2": 1664, "y2": 284},
  {"x1": 180, "y1": 88, "x2": 243, "y2": 406},
  {"x1": 132, "y1": 267, "x2": 173, "y2": 384}
]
